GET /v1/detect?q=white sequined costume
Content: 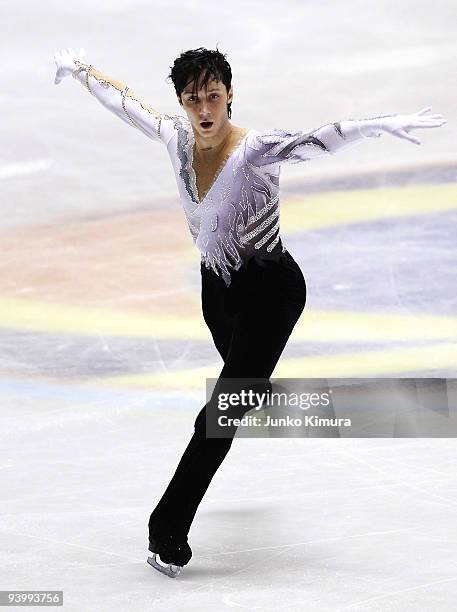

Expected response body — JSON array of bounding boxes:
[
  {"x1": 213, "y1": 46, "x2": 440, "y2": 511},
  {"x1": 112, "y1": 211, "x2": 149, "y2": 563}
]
[{"x1": 71, "y1": 61, "x2": 387, "y2": 286}]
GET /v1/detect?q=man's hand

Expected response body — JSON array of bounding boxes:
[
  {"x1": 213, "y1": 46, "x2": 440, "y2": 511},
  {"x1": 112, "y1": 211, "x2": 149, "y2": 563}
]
[
  {"x1": 54, "y1": 47, "x2": 87, "y2": 84},
  {"x1": 361, "y1": 107, "x2": 447, "y2": 145}
]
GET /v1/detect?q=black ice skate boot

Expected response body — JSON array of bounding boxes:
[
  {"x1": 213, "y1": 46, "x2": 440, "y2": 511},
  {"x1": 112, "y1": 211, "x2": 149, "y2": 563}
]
[{"x1": 147, "y1": 527, "x2": 192, "y2": 578}]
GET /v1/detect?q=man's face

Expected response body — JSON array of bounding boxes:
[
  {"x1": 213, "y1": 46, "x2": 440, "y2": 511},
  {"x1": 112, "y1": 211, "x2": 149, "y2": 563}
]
[{"x1": 179, "y1": 72, "x2": 233, "y2": 137}]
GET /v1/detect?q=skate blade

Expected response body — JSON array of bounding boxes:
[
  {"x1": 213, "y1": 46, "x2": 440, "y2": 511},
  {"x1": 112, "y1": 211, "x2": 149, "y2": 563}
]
[{"x1": 147, "y1": 553, "x2": 182, "y2": 578}]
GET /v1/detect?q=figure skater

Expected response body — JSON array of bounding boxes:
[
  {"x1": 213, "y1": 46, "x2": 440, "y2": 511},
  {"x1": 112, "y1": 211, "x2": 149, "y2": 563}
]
[{"x1": 53, "y1": 45, "x2": 446, "y2": 578}]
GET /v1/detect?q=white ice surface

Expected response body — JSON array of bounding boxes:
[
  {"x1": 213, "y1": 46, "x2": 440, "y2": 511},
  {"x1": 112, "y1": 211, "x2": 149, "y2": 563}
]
[{"x1": 1, "y1": 381, "x2": 457, "y2": 611}]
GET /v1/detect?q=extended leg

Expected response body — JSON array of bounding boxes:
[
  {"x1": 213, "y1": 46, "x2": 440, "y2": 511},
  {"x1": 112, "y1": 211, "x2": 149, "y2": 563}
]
[{"x1": 148, "y1": 294, "x2": 305, "y2": 557}]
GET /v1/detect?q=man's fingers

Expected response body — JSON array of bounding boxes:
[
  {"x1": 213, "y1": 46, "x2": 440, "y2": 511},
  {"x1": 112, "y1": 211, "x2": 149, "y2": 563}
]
[
  {"x1": 418, "y1": 120, "x2": 447, "y2": 128},
  {"x1": 417, "y1": 106, "x2": 432, "y2": 115},
  {"x1": 395, "y1": 129, "x2": 421, "y2": 145},
  {"x1": 54, "y1": 66, "x2": 62, "y2": 84},
  {"x1": 407, "y1": 120, "x2": 446, "y2": 129}
]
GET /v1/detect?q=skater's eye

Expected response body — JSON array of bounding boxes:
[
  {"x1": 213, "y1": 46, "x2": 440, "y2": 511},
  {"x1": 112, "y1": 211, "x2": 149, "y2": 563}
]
[{"x1": 188, "y1": 94, "x2": 219, "y2": 102}]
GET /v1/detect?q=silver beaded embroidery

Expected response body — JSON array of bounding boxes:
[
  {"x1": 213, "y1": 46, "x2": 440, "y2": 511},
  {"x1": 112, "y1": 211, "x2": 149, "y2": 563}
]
[
  {"x1": 254, "y1": 219, "x2": 280, "y2": 250},
  {"x1": 245, "y1": 194, "x2": 279, "y2": 227},
  {"x1": 171, "y1": 116, "x2": 199, "y2": 206},
  {"x1": 73, "y1": 61, "x2": 164, "y2": 139},
  {"x1": 333, "y1": 122, "x2": 345, "y2": 139},
  {"x1": 255, "y1": 128, "x2": 329, "y2": 165},
  {"x1": 121, "y1": 86, "x2": 137, "y2": 128},
  {"x1": 85, "y1": 65, "x2": 93, "y2": 94},
  {"x1": 171, "y1": 124, "x2": 257, "y2": 285},
  {"x1": 266, "y1": 233, "x2": 281, "y2": 252},
  {"x1": 240, "y1": 207, "x2": 280, "y2": 244}
]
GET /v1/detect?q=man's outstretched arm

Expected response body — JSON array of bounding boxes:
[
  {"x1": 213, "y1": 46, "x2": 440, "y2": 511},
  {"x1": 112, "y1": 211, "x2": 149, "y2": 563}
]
[
  {"x1": 250, "y1": 108, "x2": 447, "y2": 166},
  {"x1": 54, "y1": 47, "x2": 169, "y2": 143}
]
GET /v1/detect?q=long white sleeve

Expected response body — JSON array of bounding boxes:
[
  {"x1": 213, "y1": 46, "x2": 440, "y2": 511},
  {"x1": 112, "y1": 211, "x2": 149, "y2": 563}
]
[
  {"x1": 71, "y1": 61, "x2": 167, "y2": 144},
  {"x1": 250, "y1": 115, "x2": 392, "y2": 166}
]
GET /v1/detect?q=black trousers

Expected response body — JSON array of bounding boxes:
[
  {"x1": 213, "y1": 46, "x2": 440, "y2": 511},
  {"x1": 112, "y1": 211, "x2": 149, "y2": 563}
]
[{"x1": 148, "y1": 248, "x2": 306, "y2": 565}]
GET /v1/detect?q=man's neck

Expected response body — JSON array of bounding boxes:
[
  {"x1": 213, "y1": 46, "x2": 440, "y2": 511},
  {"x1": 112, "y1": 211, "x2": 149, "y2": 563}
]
[{"x1": 193, "y1": 123, "x2": 237, "y2": 155}]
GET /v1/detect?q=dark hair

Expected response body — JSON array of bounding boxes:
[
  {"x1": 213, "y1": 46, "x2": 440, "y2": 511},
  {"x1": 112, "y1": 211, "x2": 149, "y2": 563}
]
[{"x1": 167, "y1": 46, "x2": 233, "y2": 119}]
